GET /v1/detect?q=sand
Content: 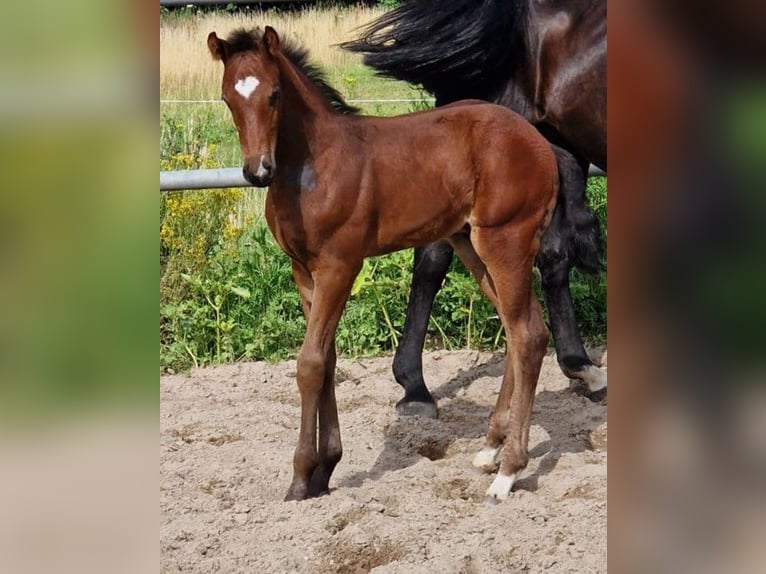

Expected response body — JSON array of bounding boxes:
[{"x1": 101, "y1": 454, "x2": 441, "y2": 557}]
[{"x1": 161, "y1": 350, "x2": 607, "y2": 573}]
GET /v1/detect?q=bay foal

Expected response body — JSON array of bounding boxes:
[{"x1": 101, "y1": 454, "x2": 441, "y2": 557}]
[{"x1": 208, "y1": 27, "x2": 558, "y2": 503}]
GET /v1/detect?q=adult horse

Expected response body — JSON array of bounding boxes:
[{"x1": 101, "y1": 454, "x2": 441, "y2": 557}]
[
  {"x1": 343, "y1": 0, "x2": 607, "y2": 417},
  {"x1": 208, "y1": 27, "x2": 558, "y2": 502}
]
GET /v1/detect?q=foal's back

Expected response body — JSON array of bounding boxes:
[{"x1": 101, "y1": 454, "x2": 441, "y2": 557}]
[{"x1": 331, "y1": 102, "x2": 558, "y2": 254}]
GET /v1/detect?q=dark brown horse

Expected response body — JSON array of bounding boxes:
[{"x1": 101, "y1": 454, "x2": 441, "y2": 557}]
[
  {"x1": 343, "y1": 0, "x2": 607, "y2": 417},
  {"x1": 208, "y1": 27, "x2": 559, "y2": 503}
]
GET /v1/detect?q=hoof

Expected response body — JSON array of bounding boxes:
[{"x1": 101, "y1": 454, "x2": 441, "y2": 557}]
[
  {"x1": 568, "y1": 364, "x2": 607, "y2": 403},
  {"x1": 472, "y1": 447, "x2": 500, "y2": 473},
  {"x1": 584, "y1": 386, "x2": 607, "y2": 404},
  {"x1": 307, "y1": 482, "x2": 330, "y2": 498},
  {"x1": 283, "y1": 484, "x2": 308, "y2": 502},
  {"x1": 484, "y1": 472, "x2": 516, "y2": 505},
  {"x1": 308, "y1": 464, "x2": 335, "y2": 498},
  {"x1": 583, "y1": 365, "x2": 607, "y2": 395},
  {"x1": 283, "y1": 491, "x2": 306, "y2": 502},
  {"x1": 572, "y1": 382, "x2": 607, "y2": 404},
  {"x1": 395, "y1": 399, "x2": 438, "y2": 419}
]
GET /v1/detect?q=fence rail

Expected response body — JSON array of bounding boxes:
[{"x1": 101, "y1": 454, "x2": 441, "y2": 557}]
[
  {"x1": 160, "y1": 165, "x2": 605, "y2": 192},
  {"x1": 161, "y1": 98, "x2": 436, "y2": 105},
  {"x1": 160, "y1": 0, "x2": 294, "y2": 6}
]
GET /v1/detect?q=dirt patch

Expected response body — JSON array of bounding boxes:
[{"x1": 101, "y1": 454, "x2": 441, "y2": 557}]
[{"x1": 161, "y1": 350, "x2": 606, "y2": 573}]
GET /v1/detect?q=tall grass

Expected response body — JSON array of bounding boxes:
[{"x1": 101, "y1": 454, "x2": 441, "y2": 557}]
[{"x1": 160, "y1": 6, "x2": 391, "y2": 101}]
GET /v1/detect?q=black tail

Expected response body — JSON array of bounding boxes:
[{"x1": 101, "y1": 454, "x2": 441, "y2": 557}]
[
  {"x1": 544, "y1": 145, "x2": 604, "y2": 275},
  {"x1": 341, "y1": 0, "x2": 525, "y2": 100}
]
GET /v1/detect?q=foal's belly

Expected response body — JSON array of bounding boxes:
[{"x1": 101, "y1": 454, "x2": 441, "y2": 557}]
[
  {"x1": 371, "y1": 206, "x2": 469, "y2": 256},
  {"x1": 366, "y1": 156, "x2": 475, "y2": 255}
]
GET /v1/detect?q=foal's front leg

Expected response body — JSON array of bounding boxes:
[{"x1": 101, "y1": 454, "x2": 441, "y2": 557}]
[
  {"x1": 308, "y1": 342, "x2": 340, "y2": 497},
  {"x1": 284, "y1": 261, "x2": 360, "y2": 501}
]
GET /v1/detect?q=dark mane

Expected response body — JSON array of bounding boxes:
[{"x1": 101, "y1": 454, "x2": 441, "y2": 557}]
[
  {"x1": 225, "y1": 28, "x2": 358, "y2": 115},
  {"x1": 341, "y1": 0, "x2": 526, "y2": 102}
]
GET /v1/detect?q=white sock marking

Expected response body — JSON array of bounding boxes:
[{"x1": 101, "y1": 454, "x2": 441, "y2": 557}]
[
  {"x1": 473, "y1": 447, "x2": 500, "y2": 472},
  {"x1": 485, "y1": 472, "x2": 517, "y2": 502},
  {"x1": 584, "y1": 365, "x2": 607, "y2": 393},
  {"x1": 234, "y1": 75, "x2": 259, "y2": 99}
]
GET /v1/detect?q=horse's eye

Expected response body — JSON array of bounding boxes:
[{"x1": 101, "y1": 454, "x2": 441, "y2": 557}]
[{"x1": 268, "y1": 88, "x2": 281, "y2": 106}]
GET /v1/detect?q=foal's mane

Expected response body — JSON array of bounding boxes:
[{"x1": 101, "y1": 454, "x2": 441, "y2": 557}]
[{"x1": 225, "y1": 28, "x2": 359, "y2": 115}]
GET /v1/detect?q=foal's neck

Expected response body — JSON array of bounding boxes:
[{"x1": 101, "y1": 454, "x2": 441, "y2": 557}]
[{"x1": 275, "y1": 54, "x2": 337, "y2": 164}]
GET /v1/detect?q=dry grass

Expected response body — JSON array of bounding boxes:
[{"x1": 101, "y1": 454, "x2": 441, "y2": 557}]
[{"x1": 160, "y1": 7, "x2": 388, "y2": 101}]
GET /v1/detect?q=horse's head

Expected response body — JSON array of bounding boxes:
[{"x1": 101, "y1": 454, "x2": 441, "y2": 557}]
[{"x1": 208, "y1": 27, "x2": 283, "y2": 187}]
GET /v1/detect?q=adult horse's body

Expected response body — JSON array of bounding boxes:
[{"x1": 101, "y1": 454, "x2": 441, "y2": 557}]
[
  {"x1": 209, "y1": 27, "x2": 558, "y2": 502},
  {"x1": 344, "y1": 0, "x2": 607, "y2": 416}
]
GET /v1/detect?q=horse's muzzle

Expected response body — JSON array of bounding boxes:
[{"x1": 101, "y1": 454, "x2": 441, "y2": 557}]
[{"x1": 243, "y1": 157, "x2": 274, "y2": 187}]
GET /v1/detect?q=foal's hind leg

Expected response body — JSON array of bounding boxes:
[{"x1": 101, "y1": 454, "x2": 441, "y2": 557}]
[
  {"x1": 392, "y1": 242, "x2": 454, "y2": 419},
  {"x1": 285, "y1": 261, "x2": 358, "y2": 501},
  {"x1": 485, "y1": 289, "x2": 548, "y2": 503},
  {"x1": 468, "y1": 226, "x2": 549, "y2": 503},
  {"x1": 449, "y1": 233, "x2": 507, "y2": 473}
]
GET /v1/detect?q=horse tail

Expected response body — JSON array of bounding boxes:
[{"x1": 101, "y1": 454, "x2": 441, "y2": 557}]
[{"x1": 341, "y1": 0, "x2": 524, "y2": 100}]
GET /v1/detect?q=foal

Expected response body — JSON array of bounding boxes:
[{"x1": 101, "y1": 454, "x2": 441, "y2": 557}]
[{"x1": 208, "y1": 27, "x2": 558, "y2": 503}]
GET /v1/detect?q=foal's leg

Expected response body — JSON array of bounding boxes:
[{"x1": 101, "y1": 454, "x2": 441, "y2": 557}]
[
  {"x1": 469, "y1": 226, "x2": 549, "y2": 504},
  {"x1": 284, "y1": 261, "x2": 359, "y2": 501},
  {"x1": 538, "y1": 147, "x2": 606, "y2": 396},
  {"x1": 392, "y1": 241, "x2": 454, "y2": 418},
  {"x1": 290, "y1": 262, "x2": 340, "y2": 496},
  {"x1": 485, "y1": 288, "x2": 548, "y2": 503},
  {"x1": 449, "y1": 234, "x2": 508, "y2": 473},
  {"x1": 308, "y1": 341, "x2": 341, "y2": 497}
]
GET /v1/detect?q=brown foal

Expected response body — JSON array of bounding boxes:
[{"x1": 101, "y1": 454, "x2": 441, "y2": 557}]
[{"x1": 208, "y1": 27, "x2": 559, "y2": 503}]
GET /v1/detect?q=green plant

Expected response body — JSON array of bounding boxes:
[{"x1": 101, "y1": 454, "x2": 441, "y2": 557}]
[
  {"x1": 407, "y1": 89, "x2": 434, "y2": 113},
  {"x1": 161, "y1": 221, "x2": 306, "y2": 372}
]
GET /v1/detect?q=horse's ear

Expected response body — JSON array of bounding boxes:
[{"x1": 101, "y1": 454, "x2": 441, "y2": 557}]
[
  {"x1": 263, "y1": 26, "x2": 281, "y2": 55},
  {"x1": 207, "y1": 32, "x2": 229, "y2": 61}
]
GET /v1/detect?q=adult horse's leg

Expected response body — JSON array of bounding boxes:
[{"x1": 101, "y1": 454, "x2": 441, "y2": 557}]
[
  {"x1": 392, "y1": 241, "x2": 454, "y2": 418},
  {"x1": 537, "y1": 146, "x2": 607, "y2": 397},
  {"x1": 284, "y1": 260, "x2": 358, "y2": 501}
]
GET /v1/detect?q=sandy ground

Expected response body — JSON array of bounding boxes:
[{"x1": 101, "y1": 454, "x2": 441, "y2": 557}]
[{"x1": 160, "y1": 350, "x2": 607, "y2": 573}]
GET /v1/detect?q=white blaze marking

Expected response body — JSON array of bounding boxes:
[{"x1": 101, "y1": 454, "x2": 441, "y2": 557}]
[
  {"x1": 255, "y1": 161, "x2": 268, "y2": 178},
  {"x1": 485, "y1": 472, "x2": 517, "y2": 503},
  {"x1": 472, "y1": 447, "x2": 501, "y2": 472},
  {"x1": 234, "y1": 75, "x2": 259, "y2": 99}
]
